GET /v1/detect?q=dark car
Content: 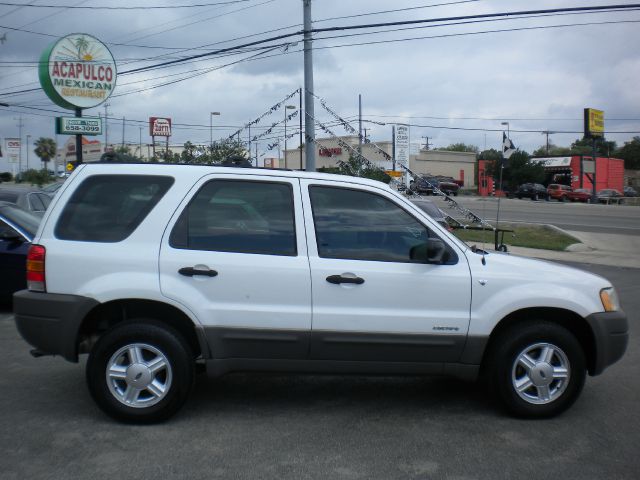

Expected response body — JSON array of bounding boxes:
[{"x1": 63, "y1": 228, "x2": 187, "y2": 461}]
[
  {"x1": 623, "y1": 186, "x2": 638, "y2": 197},
  {"x1": 566, "y1": 188, "x2": 593, "y2": 203},
  {"x1": 547, "y1": 183, "x2": 572, "y2": 201},
  {"x1": 0, "y1": 201, "x2": 39, "y2": 300},
  {"x1": 410, "y1": 175, "x2": 459, "y2": 196},
  {"x1": 597, "y1": 189, "x2": 624, "y2": 204},
  {"x1": 515, "y1": 183, "x2": 549, "y2": 201}
]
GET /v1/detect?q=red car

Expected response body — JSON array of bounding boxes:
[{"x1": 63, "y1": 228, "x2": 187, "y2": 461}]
[
  {"x1": 547, "y1": 184, "x2": 572, "y2": 201},
  {"x1": 566, "y1": 188, "x2": 593, "y2": 203}
]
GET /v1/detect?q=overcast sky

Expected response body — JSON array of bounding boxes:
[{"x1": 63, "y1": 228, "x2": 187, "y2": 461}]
[{"x1": 1, "y1": 0, "x2": 640, "y2": 168}]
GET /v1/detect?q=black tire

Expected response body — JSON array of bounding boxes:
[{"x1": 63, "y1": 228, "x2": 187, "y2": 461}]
[
  {"x1": 484, "y1": 321, "x2": 586, "y2": 418},
  {"x1": 86, "y1": 319, "x2": 194, "y2": 424}
]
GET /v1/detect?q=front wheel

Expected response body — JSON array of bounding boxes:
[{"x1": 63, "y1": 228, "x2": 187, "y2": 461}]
[
  {"x1": 485, "y1": 321, "x2": 586, "y2": 418},
  {"x1": 86, "y1": 319, "x2": 194, "y2": 423}
]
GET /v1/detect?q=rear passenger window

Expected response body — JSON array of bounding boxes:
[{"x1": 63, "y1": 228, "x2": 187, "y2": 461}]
[
  {"x1": 55, "y1": 175, "x2": 173, "y2": 242},
  {"x1": 169, "y1": 180, "x2": 296, "y2": 256}
]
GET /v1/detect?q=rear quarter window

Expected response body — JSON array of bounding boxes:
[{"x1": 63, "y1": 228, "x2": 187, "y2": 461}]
[{"x1": 54, "y1": 174, "x2": 174, "y2": 242}]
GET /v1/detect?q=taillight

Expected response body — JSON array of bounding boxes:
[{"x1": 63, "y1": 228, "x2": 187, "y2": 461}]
[{"x1": 26, "y1": 244, "x2": 46, "y2": 292}]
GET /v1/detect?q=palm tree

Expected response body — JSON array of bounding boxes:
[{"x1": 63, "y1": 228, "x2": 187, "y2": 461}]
[{"x1": 34, "y1": 137, "x2": 57, "y2": 169}]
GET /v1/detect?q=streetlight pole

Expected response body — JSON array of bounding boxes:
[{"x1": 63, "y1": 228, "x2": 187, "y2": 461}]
[
  {"x1": 284, "y1": 105, "x2": 296, "y2": 168},
  {"x1": 210, "y1": 111, "x2": 220, "y2": 151},
  {"x1": 496, "y1": 121, "x2": 510, "y2": 229}
]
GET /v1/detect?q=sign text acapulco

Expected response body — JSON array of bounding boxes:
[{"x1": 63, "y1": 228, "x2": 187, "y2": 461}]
[{"x1": 39, "y1": 33, "x2": 117, "y2": 110}]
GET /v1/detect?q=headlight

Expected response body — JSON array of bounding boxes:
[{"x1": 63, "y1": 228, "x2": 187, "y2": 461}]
[{"x1": 600, "y1": 287, "x2": 621, "y2": 312}]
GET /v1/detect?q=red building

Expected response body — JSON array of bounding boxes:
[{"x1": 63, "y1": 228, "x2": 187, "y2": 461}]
[{"x1": 478, "y1": 156, "x2": 624, "y2": 196}]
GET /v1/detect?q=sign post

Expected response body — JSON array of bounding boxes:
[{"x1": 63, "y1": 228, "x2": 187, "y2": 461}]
[
  {"x1": 149, "y1": 117, "x2": 172, "y2": 161},
  {"x1": 394, "y1": 125, "x2": 410, "y2": 185},
  {"x1": 584, "y1": 108, "x2": 604, "y2": 203},
  {"x1": 39, "y1": 33, "x2": 117, "y2": 166}
]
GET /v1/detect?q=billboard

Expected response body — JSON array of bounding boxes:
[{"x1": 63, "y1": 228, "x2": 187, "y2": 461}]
[
  {"x1": 584, "y1": 108, "x2": 604, "y2": 138},
  {"x1": 39, "y1": 33, "x2": 117, "y2": 110},
  {"x1": 4, "y1": 138, "x2": 20, "y2": 163},
  {"x1": 149, "y1": 117, "x2": 172, "y2": 137}
]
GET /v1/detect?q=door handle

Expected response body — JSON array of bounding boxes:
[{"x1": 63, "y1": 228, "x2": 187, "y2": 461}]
[
  {"x1": 326, "y1": 274, "x2": 364, "y2": 285},
  {"x1": 179, "y1": 267, "x2": 218, "y2": 277}
]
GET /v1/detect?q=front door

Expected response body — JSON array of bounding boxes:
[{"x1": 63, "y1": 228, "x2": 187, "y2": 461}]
[
  {"x1": 301, "y1": 180, "x2": 471, "y2": 363},
  {"x1": 159, "y1": 174, "x2": 311, "y2": 359}
]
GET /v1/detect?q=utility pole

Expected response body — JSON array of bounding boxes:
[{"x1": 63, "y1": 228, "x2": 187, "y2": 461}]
[
  {"x1": 542, "y1": 130, "x2": 555, "y2": 154},
  {"x1": 103, "y1": 102, "x2": 110, "y2": 152},
  {"x1": 16, "y1": 116, "x2": 24, "y2": 175},
  {"x1": 358, "y1": 94, "x2": 363, "y2": 152},
  {"x1": 299, "y1": 87, "x2": 303, "y2": 169},
  {"x1": 363, "y1": 128, "x2": 370, "y2": 143},
  {"x1": 139, "y1": 127, "x2": 143, "y2": 160},
  {"x1": 303, "y1": 0, "x2": 316, "y2": 171},
  {"x1": 121, "y1": 116, "x2": 125, "y2": 149},
  {"x1": 421, "y1": 135, "x2": 431, "y2": 151},
  {"x1": 26, "y1": 134, "x2": 30, "y2": 170}
]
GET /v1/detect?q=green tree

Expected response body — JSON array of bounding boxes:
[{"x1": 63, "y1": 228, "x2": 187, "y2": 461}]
[
  {"x1": 33, "y1": 137, "x2": 57, "y2": 165},
  {"x1": 206, "y1": 138, "x2": 248, "y2": 164},
  {"x1": 113, "y1": 145, "x2": 143, "y2": 163},
  {"x1": 615, "y1": 136, "x2": 640, "y2": 169},
  {"x1": 571, "y1": 136, "x2": 617, "y2": 157},
  {"x1": 478, "y1": 148, "x2": 502, "y2": 161},
  {"x1": 532, "y1": 144, "x2": 575, "y2": 157},
  {"x1": 438, "y1": 143, "x2": 479, "y2": 153},
  {"x1": 485, "y1": 150, "x2": 545, "y2": 189},
  {"x1": 337, "y1": 154, "x2": 391, "y2": 184}
]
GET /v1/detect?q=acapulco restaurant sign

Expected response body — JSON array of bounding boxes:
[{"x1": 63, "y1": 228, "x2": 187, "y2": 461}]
[{"x1": 39, "y1": 33, "x2": 116, "y2": 110}]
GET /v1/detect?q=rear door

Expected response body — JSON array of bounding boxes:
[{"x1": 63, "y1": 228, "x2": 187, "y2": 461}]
[
  {"x1": 159, "y1": 174, "x2": 312, "y2": 359},
  {"x1": 301, "y1": 180, "x2": 472, "y2": 363}
]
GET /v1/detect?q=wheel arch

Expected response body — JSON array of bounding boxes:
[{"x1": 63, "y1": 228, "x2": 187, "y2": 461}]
[
  {"x1": 480, "y1": 307, "x2": 597, "y2": 375},
  {"x1": 77, "y1": 299, "x2": 208, "y2": 359}
]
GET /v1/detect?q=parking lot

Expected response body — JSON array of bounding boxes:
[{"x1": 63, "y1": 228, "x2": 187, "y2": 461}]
[{"x1": 1, "y1": 261, "x2": 637, "y2": 480}]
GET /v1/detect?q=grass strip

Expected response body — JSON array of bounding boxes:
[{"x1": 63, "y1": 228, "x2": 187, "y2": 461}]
[{"x1": 452, "y1": 222, "x2": 580, "y2": 251}]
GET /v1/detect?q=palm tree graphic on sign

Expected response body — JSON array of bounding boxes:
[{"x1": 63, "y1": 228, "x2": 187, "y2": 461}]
[{"x1": 74, "y1": 36, "x2": 91, "y2": 61}]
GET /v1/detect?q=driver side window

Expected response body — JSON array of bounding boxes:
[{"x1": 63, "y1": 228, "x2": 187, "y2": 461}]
[{"x1": 309, "y1": 186, "x2": 432, "y2": 263}]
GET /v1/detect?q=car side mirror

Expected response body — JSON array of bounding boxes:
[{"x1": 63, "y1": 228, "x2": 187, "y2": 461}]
[{"x1": 410, "y1": 238, "x2": 447, "y2": 264}]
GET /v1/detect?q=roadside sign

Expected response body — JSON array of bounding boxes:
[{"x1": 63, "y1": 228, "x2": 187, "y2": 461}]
[
  {"x1": 56, "y1": 116, "x2": 103, "y2": 135},
  {"x1": 4, "y1": 138, "x2": 20, "y2": 163},
  {"x1": 385, "y1": 170, "x2": 403, "y2": 177},
  {"x1": 66, "y1": 162, "x2": 74, "y2": 172},
  {"x1": 584, "y1": 108, "x2": 604, "y2": 138}
]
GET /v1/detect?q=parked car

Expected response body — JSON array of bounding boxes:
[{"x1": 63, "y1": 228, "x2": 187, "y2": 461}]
[
  {"x1": 412, "y1": 199, "x2": 453, "y2": 231},
  {"x1": 0, "y1": 202, "x2": 39, "y2": 300},
  {"x1": 597, "y1": 189, "x2": 624, "y2": 204},
  {"x1": 547, "y1": 184, "x2": 572, "y2": 202},
  {"x1": 0, "y1": 187, "x2": 52, "y2": 217},
  {"x1": 566, "y1": 188, "x2": 593, "y2": 203},
  {"x1": 515, "y1": 183, "x2": 549, "y2": 201},
  {"x1": 410, "y1": 175, "x2": 459, "y2": 196},
  {"x1": 40, "y1": 181, "x2": 64, "y2": 196},
  {"x1": 623, "y1": 186, "x2": 638, "y2": 197},
  {"x1": 14, "y1": 163, "x2": 627, "y2": 423}
]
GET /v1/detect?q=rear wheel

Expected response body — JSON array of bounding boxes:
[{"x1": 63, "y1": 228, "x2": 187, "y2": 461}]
[
  {"x1": 485, "y1": 321, "x2": 586, "y2": 418},
  {"x1": 86, "y1": 319, "x2": 194, "y2": 423}
]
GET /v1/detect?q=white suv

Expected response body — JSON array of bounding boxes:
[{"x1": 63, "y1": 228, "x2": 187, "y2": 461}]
[{"x1": 14, "y1": 163, "x2": 627, "y2": 423}]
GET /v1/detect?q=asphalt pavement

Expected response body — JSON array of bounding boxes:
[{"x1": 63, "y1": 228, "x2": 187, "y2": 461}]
[{"x1": 1, "y1": 261, "x2": 638, "y2": 480}]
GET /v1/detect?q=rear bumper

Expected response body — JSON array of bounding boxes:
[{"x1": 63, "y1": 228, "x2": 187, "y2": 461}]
[
  {"x1": 13, "y1": 290, "x2": 98, "y2": 362},
  {"x1": 585, "y1": 311, "x2": 628, "y2": 375}
]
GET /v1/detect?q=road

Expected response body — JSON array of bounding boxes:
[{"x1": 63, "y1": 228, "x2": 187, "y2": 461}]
[
  {"x1": 1, "y1": 262, "x2": 638, "y2": 480},
  {"x1": 424, "y1": 196, "x2": 640, "y2": 236}
]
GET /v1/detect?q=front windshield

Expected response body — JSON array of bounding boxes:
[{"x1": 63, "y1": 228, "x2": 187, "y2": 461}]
[{"x1": 0, "y1": 204, "x2": 40, "y2": 237}]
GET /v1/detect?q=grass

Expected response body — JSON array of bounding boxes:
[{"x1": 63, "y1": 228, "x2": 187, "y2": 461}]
[{"x1": 451, "y1": 222, "x2": 580, "y2": 251}]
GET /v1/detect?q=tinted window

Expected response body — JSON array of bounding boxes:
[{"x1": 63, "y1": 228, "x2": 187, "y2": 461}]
[
  {"x1": 170, "y1": 180, "x2": 296, "y2": 256},
  {"x1": 0, "y1": 204, "x2": 40, "y2": 237},
  {"x1": 309, "y1": 186, "x2": 432, "y2": 263},
  {"x1": 55, "y1": 175, "x2": 173, "y2": 242}
]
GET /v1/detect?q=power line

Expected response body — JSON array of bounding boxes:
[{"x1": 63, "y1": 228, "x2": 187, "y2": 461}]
[{"x1": 0, "y1": 1, "x2": 253, "y2": 10}]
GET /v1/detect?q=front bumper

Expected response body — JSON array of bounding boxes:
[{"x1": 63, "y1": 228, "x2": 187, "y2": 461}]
[
  {"x1": 13, "y1": 290, "x2": 98, "y2": 362},
  {"x1": 585, "y1": 310, "x2": 628, "y2": 375}
]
